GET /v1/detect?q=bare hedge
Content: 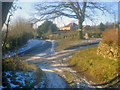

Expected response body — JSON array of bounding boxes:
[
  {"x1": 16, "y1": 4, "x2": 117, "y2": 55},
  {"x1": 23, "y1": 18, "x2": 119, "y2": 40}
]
[
  {"x1": 102, "y1": 29, "x2": 119, "y2": 46},
  {"x1": 2, "y1": 18, "x2": 36, "y2": 51}
]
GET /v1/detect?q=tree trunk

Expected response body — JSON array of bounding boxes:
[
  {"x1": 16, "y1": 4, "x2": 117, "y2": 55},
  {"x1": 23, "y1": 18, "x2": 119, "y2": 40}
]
[
  {"x1": 77, "y1": 2, "x2": 86, "y2": 40},
  {"x1": 15, "y1": 38, "x2": 18, "y2": 56},
  {"x1": 3, "y1": 23, "x2": 9, "y2": 50},
  {"x1": 2, "y1": 2, "x2": 13, "y2": 27},
  {"x1": 78, "y1": 19, "x2": 83, "y2": 39}
]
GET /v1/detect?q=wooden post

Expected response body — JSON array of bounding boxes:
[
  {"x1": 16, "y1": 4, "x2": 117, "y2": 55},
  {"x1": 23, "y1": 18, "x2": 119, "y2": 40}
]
[{"x1": 0, "y1": 1, "x2": 2, "y2": 87}]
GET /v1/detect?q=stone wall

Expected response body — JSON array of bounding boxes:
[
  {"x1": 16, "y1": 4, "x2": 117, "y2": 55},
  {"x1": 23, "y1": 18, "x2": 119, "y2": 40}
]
[{"x1": 97, "y1": 41, "x2": 118, "y2": 61}]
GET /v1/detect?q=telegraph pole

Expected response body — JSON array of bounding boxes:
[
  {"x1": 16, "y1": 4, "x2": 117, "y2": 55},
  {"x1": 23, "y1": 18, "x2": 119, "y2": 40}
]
[{"x1": 114, "y1": 14, "x2": 116, "y2": 30}]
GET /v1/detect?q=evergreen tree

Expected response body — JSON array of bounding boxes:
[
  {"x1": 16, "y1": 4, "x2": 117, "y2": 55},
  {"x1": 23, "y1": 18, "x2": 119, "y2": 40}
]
[
  {"x1": 37, "y1": 20, "x2": 58, "y2": 37},
  {"x1": 99, "y1": 22, "x2": 105, "y2": 31}
]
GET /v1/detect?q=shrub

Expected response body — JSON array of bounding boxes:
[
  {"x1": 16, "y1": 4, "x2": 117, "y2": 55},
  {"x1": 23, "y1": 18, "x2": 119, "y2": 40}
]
[
  {"x1": 102, "y1": 29, "x2": 118, "y2": 46},
  {"x1": 88, "y1": 33, "x2": 102, "y2": 38},
  {"x1": 2, "y1": 56, "x2": 37, "y2": 71}
]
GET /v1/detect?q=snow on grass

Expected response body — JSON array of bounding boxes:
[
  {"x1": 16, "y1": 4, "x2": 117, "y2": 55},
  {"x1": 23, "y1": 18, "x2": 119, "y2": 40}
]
[
  {"x1": 7, "y1": 78, "x2": 11, "y2": 82},
  {"x1": 2, "y1": 70, "x2": 45, "y2": 89},
  {"x1": 80, "y1": 38, "x2": 102, "y2": 45},
  {"x1": 2, "y1": 71, "x2": 27, "y2": 88},
  {"x1": 5, "y1": 71, "x2": 12, "y2": 76},
  {"x1": 0, "y1": 86, "x2": 7, "y2": 89},
  {"x1": 9, "y1": 83, "x2": 20, "y2": 88},
  {"x1": 3, "y1": 39, "x2": 45, "y2": 58}
]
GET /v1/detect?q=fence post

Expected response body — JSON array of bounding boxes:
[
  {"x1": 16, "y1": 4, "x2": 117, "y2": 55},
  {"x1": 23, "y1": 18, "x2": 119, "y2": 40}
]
[{"x1": 0, "y1": 1, "x2": 2, "y2": 87}]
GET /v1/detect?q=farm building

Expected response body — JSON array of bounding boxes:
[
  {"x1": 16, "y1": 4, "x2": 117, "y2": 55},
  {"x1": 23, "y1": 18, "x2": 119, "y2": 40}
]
[
  {"x1": 60, "y1": 23, "x2": 78, "y2": 30},
  {"x1": 60, "y1": 23, "x2": 90, "y2": 31}
]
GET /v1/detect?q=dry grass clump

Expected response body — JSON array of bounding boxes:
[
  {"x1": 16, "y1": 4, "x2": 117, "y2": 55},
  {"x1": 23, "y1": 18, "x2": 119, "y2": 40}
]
[
  {"x1": 2, "y1": 56, "x2": 37, "y2": 71},
  {"x1": 102, "y1": 29, "x2": 118, "y2": 46}
]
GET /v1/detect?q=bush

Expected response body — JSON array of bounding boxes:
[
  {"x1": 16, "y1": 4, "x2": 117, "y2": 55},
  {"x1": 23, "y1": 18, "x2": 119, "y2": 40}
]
[
  {"x1": 2, "y1": 56, "x2": 37, "y2": 71},
  {"x1": 88, "y1": 33, "x2": 102, "y2": 38},
  {"x1": 84, "y1": 30, "x2": 102, "y2": 38},
  {"x1": 102, "y1": 29, "x2": 118, "y2": 46}
]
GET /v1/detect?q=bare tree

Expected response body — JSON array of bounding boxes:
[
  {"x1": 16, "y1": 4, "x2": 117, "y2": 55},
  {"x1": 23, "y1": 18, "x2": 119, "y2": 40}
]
[{"x1": 33, "y1": 1, "x2": 112, "y2": 39}]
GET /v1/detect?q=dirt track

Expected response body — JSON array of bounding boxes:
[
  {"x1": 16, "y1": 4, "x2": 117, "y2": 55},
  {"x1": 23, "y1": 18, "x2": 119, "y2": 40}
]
[{"x1": 21, "y1": 40, "x2": 100, "y2": 88}]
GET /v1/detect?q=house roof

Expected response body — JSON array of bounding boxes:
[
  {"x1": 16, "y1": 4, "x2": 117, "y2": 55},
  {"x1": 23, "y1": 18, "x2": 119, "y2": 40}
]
[
  {"x1": 83, "y1": 25, "x2": 90, "y2": 30},
  {"x1": 64, "y1": 23, "x2": 78, "y2": 27},
  {"x1": 60, "y1": 23, "x2": 90, "y2": 29}
]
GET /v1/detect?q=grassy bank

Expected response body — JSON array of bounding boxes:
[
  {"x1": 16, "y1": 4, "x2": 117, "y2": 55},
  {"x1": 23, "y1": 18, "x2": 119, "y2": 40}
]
[
  {"x1": 55, "y1": 39, "x2": 81, "y2": 51},
  {"x1": 68, "y1": 46, "x2": 118, "y2": 83},
  {"x1": 55, "y1": 38, "x2": 100, "y2": 51}
]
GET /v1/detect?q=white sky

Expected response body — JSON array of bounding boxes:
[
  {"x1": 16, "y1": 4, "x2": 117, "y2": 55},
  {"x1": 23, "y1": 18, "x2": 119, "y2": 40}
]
[{"x1": 9, "y1": 0, "x2": 118, "y2": 28}]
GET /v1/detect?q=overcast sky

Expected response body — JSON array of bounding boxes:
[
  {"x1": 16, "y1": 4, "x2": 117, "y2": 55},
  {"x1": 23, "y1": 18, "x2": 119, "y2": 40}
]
[{"x1": 10, "y1": 0, "x2": 118, "y2": 28}]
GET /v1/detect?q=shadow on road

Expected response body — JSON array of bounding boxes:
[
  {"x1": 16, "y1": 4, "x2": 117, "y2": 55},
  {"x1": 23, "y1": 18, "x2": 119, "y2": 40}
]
[{"x1": 19, "y1": 41, "x2": 52, "y2": 60}]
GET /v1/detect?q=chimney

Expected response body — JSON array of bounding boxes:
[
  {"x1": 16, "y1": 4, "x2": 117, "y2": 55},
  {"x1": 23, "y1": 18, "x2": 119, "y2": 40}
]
[
  {"x1": 31, "y1": 23, "x2": 33, "y2": 28},
  {"x1": 72, "y1": 23, "x2": 74, "y2": 26}
]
